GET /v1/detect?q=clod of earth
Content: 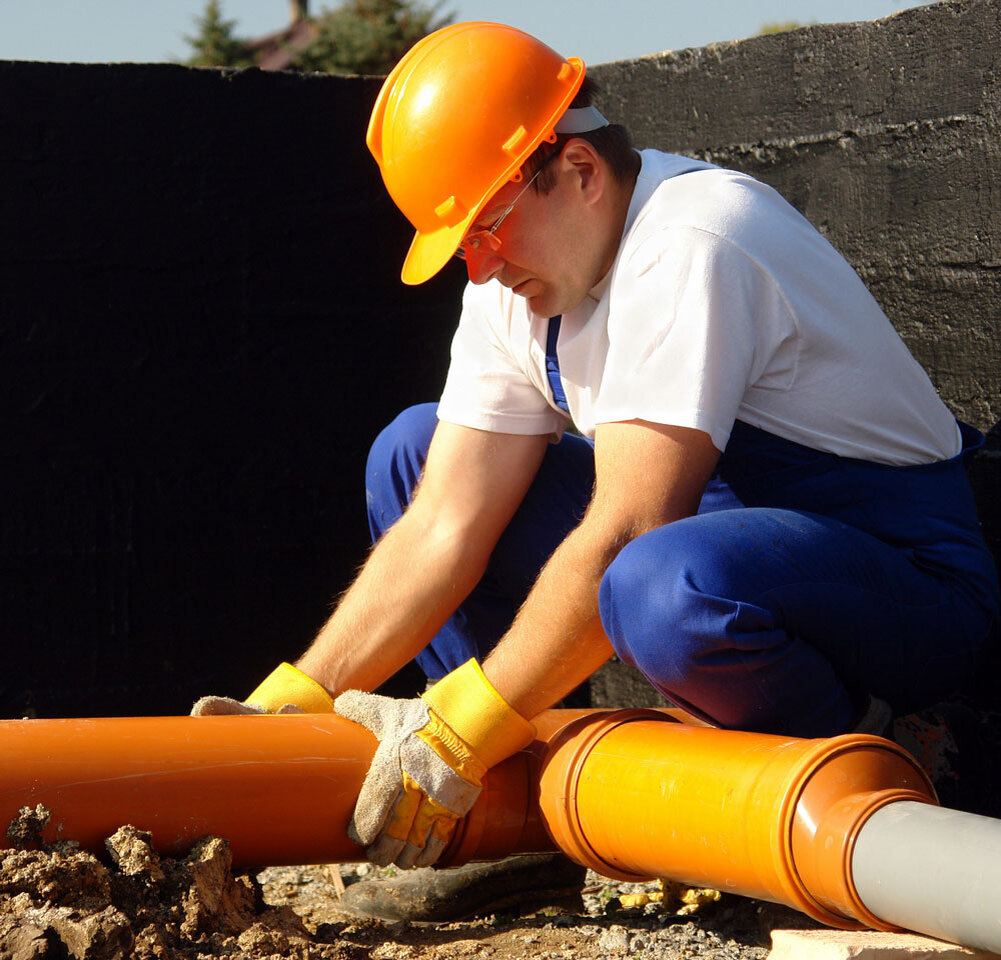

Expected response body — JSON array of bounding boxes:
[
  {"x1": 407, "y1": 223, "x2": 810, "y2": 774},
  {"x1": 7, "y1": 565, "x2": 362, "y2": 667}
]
[{"x1": 0, "y1": 805, "x2": 326, "y2": 960}]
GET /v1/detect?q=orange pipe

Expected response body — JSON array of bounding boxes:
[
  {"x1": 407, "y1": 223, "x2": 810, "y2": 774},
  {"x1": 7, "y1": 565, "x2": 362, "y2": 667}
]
[
  {"x1": 0, "y1": 709, "x2": 934, "y2": 932},
  {"x1": 0, "y1": 711, "x2": 584, "y2": 866},
  {"x1": 536, "y1": 709, "x2": 936, "y2": 929},
  {"x1": 0, "y1": 714, "x2": 378, "y2": 865}
]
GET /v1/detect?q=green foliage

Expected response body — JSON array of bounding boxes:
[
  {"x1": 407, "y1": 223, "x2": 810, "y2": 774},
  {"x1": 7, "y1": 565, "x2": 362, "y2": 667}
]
[
  {"x1": 181, "y1": 0, "x2": 450, "y2": 75},
  {"x1": 183, "y1": 0, "x2": 253, "y2": 67},
  {"x1": 293, "y1": 0, "x2": 453, "y2": 75},
  {"x1": 756, "y1": 21, "x2": 807, "y2": 35}
]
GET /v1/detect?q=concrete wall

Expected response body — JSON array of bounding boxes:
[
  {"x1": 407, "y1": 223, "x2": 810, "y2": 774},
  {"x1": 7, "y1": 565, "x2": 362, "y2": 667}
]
[
  {"x1": 594, "y1": 0, "x2": 1000, "y2": 434},
  {"x1": 1, "y1": 0, "x2": 997, "y2": 726},
  {"x1": 589, "y1": 0, "x2": 1001, "y2": 715}
]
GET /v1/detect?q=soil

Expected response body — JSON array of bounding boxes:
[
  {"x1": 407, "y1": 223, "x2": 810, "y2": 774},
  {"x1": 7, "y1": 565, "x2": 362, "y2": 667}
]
[{"x1": 0, "y1": 805, "x2": 823, "y2": 960}]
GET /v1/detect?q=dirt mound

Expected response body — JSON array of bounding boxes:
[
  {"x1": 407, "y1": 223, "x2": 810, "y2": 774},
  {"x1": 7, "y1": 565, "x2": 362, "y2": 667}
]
[
  {"x1": 0, "y1": 806, "x2": 793, "y2": 960},
  {"x1": 0, "y1": 806, "x2": 355, "y2": 959}
]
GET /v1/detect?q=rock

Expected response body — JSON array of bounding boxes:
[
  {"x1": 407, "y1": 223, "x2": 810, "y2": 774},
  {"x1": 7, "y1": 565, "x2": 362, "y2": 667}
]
[
  {"x1": 44, "y1": 904, "x2": 133, "y2": 959},
  {"x1": 5, "y1": 804, "x2": 50, "y2": 849},
  {"x1": 0, "y1": 901, "x2": 132, "y2": 960},
  {"x1": 598, "y1": 924, "x2": 632, "y2": 953},
  {"x1": 768, "y1": 930, "x2": 996, "y2": 960},
  {"x1": 0, "y1": 918, "x2": 51, "y2": 960},
  {"x1": 0, "y1": 846, "x2": 112, "y2": 909},
  {"x1": 105, "y1": 826, "x2": 164, "y2": 881}
]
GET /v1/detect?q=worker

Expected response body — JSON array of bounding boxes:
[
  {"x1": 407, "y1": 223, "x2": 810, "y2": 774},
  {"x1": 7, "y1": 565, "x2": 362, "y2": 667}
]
[{"x1": 194, "y1": 22, "x2": 999, "y2": 919}]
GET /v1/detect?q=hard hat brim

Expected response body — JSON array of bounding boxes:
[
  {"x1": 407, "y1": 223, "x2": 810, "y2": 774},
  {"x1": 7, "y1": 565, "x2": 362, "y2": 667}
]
[{"x1": 401, "y1": 216, "x2": 471, "y2": 286}]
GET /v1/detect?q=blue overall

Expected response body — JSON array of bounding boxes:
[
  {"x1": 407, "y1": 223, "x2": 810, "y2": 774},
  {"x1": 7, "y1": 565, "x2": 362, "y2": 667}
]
[{"x1": 365, "y1": 319, "x2": 999, "y2": 738}]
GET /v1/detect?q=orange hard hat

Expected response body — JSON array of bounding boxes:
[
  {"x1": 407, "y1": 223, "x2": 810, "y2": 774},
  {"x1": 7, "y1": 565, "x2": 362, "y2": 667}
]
[{"x1": 367, "y1": 22, "x2": 585, "y2": 285}]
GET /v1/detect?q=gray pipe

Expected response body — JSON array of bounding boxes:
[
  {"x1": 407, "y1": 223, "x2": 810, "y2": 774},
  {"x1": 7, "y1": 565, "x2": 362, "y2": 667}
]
[{"x1": 852, "y1": 801, "x2": 1001, "y2": 953}]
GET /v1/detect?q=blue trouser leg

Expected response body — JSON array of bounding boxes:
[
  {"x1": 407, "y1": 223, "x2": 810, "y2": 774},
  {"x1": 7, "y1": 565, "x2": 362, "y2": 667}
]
[
  {"x1": 598, "y1": 508, "x2": 986, "y2": 738},
  {"x1": 365, "y1": 403, "x2": 595, "y2": 680},
  {"x1": 367, "y1": 406, "x2": 996, "y2": 737}
]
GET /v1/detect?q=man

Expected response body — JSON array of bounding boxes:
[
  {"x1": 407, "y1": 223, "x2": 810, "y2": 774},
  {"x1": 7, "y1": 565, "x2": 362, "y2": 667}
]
[{"x1": 195, "y1": 21, "x2": 999, "y2": 915}]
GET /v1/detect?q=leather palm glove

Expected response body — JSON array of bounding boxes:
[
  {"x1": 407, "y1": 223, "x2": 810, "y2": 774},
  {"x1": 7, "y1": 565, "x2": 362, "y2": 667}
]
[
  {"x1": 190, "y1": 662, "x2": 335, "y2": 716},
  {"x1": 333, "y1": 658, "x2": 536, "y2": 870}
]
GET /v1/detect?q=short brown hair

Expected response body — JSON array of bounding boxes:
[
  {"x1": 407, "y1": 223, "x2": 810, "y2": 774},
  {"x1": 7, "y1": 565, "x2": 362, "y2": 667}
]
[{"x1": 525, "y1": 77, "x2": 636, "y2": 192}]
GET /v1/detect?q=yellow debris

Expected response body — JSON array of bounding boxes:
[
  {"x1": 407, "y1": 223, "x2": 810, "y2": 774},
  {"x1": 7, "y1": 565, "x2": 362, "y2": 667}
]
[
  {"x1": 617, "y1": 879, "x2": 721, "y2": 914},
  {"x1": 618, "y1": 890, "x2": 664, "y2": 908},
  {"x1": 677, "y1": 886, "x2": 722, "y2": 915}
]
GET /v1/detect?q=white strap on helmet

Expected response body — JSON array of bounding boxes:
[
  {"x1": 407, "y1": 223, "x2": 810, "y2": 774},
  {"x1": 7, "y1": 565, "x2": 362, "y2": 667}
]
[{"x1": 553, "y1": 105, "x2": 609, "y2": 134}]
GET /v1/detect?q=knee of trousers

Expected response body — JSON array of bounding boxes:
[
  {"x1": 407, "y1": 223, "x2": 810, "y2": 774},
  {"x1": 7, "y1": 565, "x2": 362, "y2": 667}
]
[
  {"x1": 366, "y1": 402, "x2": 438, "y2": 486},
  {"x1": 598, "y1": 518, "x2": 757, "y2": 688},
  {"x1": 365, "y1": 403, "x2": 438, "y2": 524}
]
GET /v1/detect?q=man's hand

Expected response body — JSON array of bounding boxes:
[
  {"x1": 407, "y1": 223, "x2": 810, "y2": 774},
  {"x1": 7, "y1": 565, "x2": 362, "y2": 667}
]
[
  {"x1": 190, "y1": 662, "x2": 335, "y2": 716},
  {"x1": 334, "y1": 658, "x2": 535, "y2": 869}
]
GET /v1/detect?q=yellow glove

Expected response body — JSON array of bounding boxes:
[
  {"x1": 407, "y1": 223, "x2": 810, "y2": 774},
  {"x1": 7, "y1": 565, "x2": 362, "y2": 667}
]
[
  {"x1": 334, "y1": 658, "x2": 536, "y2": 869},
  {"x1": 190, "y1": 662, "x2": 334, "y2": 715}
]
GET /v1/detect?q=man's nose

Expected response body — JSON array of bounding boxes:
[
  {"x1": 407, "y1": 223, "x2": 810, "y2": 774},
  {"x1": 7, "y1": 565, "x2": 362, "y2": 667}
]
[{"x1": 464, "y1": 244, "x2": 505, "y2": 285}]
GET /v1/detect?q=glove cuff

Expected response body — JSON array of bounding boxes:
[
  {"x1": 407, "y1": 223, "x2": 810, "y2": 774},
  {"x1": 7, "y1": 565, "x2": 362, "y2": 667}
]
[
  {"x1": 246, "y1": 662, "x2": 334, "y2": 714},
  {"x1": 422, "y1": 658, "x2": 536, "y2": 769}
]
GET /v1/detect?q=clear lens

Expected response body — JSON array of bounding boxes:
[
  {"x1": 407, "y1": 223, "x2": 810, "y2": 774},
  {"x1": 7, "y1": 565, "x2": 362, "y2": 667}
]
[
  {"x1": 455, "y1": 230, "x2": 499, "y2": 261},
  {"x1": 453, "y1": 161, "x2": 547, "y2": 263}
]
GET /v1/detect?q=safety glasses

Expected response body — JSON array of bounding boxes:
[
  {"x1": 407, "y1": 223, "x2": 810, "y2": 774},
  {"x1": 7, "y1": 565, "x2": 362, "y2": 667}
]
[{"x1": 454, "y1": 159, "x2": 551, "y2": 261}]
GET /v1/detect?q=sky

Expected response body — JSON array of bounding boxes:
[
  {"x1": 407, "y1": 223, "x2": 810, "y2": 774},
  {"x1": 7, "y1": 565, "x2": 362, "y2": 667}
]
[{"x1": 0, "y1": 0, "x2": 928, "y2": 67}]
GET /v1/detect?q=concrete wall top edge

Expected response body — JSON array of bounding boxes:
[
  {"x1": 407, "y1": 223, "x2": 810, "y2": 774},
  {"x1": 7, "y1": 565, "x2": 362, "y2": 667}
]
[
  {"x1": 591, "y1": 0, "x2": 999, "y2": 148},
  {"x1": 591, "y1": 0, "x2": 986, "y2": 67}
]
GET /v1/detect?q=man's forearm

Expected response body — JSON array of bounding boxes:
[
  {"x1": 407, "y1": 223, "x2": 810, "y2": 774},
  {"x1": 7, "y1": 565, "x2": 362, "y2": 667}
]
[
  {"x1": 292, "y1": 422, "x2": 550, "y2": 700},
  {"x1": 483, "y1": 517, "x2": 625, "y2": 719},
  {"x1": 483, "y1": 420, "x2": 719, "y2": 720},
  {"x1": 296, "y1": 505, "x2": 489, "y2": 697}
]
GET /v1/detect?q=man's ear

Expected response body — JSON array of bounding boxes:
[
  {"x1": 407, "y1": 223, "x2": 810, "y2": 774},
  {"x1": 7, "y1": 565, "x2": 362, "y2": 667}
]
[{"x1": 561, "y1": 139, "x2": 605, "y2": 204}]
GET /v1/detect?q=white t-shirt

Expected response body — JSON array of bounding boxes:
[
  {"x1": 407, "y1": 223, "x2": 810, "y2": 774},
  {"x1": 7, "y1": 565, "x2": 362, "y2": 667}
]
[{"x1": 437, "y1": 150, "x2": 961, "y2": 466}]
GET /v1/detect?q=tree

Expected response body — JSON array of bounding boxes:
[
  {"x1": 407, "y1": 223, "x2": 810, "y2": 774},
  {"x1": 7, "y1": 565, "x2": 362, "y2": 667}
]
[
  {"x1": 181, "y1": 0, "x2": 450, "y2": 75},
  {"x1": 293, "y1": 0, "x2": 453, "y2": 75},
  {"x1": 184, "y1": 0, "x2": 254, "y2": 68}
]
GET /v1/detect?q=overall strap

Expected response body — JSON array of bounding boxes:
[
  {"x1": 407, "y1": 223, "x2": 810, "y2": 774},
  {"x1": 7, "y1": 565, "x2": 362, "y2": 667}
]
[{"x1": 545, "y1": 315, "x2": 570, "y2": 414}]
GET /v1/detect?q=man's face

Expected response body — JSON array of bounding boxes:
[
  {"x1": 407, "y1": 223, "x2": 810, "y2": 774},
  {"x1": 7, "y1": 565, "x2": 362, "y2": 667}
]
[{"x1": 461, "y1": 154, "x2": 608, "y2": 317}]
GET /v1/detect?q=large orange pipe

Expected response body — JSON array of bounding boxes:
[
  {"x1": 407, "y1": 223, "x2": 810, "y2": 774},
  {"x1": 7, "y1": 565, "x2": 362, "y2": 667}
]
[
  {"x1": 0, "y1": 710, "x2": 591, "y2": 866},
  {"x1": 0, "y1": 714, "x2": 381, "y2": 865},
  {"x1": 0, "y1": 709, "x2": 934, "y2": 933}
]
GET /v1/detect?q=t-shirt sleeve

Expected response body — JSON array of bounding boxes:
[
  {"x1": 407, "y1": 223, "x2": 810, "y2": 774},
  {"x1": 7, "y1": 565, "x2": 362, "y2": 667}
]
[
  {"x1": 437, "y1": 282, "x2": 568, "y2": 437},
  {"x1": 595, "y1": 226, "x2": 796, "y2": 451}
]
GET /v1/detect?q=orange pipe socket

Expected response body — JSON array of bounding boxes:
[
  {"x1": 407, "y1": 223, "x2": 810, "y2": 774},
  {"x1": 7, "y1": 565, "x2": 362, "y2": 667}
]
[
  {"x1": 0, "y1": 709, "x2": 934, "y2": 931},
  {"x1": 536, "y1": 710, "x2": 936, "y2": 930}
]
